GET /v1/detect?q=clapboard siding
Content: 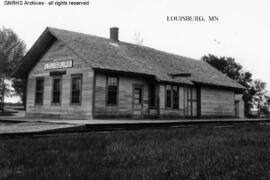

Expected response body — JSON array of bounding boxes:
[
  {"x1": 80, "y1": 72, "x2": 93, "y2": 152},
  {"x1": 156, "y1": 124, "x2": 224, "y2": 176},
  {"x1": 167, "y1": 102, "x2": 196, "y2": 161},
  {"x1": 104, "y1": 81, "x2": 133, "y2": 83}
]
[
  {"x1": 24, "y1": 40, "x2": 240, "y2": 120},
  {"x1": 26, "y1": 40, "x2": 93, "y2": 119},
  {"x1": 201, "y1": 87, "x2": 235, "y2": 117},
  {"x1": 94, "y1": 73, "x2": 150, "y2": 118},
  {"x1": 159, "y1": 84, "x2": 165, "y2": 110},
  {"x1": 235, "y1": 94, "x2": 244, "y2": 118},
  {"x1": 179, "y1": 87, "x2": 185, "y2": 110}
]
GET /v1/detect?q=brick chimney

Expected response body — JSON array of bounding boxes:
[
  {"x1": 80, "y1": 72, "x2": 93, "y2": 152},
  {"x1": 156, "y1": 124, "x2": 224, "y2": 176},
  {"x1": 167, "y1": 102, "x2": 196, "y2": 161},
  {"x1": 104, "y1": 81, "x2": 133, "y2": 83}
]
[{"x1": 110, "y1": 27, "x2": 119, "y2": 41}]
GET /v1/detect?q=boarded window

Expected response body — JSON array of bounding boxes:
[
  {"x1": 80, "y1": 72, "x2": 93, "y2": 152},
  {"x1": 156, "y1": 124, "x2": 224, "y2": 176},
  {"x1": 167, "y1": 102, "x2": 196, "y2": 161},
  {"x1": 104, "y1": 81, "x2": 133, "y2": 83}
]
[
  {"x1": 173, "y1": 86, "x2": 179, "y2": 109},
  {"x1": 107, "y1": 76, "x2": 118, "y2": 106},
  {"x1": 52, "y1": 77, "x2": 62, "y2": 104},
  {"x1": 35, "y1": 78, "x2": 44, "y2": 105},
  {"x1": 71, "y1": 75, "x2": 82, "y2": 104}
]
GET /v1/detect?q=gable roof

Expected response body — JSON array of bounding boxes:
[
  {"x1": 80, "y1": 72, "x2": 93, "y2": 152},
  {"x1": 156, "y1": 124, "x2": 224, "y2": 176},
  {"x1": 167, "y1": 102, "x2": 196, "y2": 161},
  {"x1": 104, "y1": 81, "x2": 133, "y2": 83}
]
[{"x1": 14, "y1": 27, "x2": 245, "y2": 90}]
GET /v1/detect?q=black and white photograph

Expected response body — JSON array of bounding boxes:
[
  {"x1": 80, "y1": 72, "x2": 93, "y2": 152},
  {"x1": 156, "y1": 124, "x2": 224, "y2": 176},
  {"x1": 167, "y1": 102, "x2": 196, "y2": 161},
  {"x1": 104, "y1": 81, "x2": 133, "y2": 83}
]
[{"x1": 0, "y1": 0, "x2": 270, "y2": 179}]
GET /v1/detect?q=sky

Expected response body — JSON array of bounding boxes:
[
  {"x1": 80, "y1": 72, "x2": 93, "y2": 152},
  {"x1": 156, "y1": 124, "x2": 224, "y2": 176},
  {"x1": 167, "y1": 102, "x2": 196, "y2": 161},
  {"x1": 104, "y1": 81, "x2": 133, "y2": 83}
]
[{"x1": 0, "y1": 0, "x2": 270, "y2": 103}]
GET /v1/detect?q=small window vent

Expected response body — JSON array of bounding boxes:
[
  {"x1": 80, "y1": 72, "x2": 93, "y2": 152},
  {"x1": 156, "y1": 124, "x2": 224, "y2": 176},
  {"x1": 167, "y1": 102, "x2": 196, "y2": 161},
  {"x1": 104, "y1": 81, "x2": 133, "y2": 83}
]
[{"x1": 168, "y1": 73, "x2": 191, "y2": 79}]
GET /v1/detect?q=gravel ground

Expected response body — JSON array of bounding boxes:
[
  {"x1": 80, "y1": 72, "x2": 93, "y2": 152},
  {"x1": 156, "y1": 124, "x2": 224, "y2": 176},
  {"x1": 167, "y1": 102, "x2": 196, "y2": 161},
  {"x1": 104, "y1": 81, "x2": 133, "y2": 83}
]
[{"x1": 0, "y1": 122, "x2": 82, "y2": 134}]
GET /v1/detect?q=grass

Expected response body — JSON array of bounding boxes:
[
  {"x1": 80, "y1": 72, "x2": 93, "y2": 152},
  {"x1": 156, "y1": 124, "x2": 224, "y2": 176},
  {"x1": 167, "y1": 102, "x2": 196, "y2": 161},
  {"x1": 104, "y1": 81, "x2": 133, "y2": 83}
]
[{"x1": 1, "y1": 124, "x2": 270, "y2": 179}]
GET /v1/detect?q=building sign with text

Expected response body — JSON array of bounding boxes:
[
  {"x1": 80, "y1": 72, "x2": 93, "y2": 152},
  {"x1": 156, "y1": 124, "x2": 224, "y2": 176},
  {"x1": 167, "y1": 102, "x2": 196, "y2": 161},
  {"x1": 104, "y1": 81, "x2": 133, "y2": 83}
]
[{"x1": 44, "y1": 60, "x2": 73, "y2": 70}]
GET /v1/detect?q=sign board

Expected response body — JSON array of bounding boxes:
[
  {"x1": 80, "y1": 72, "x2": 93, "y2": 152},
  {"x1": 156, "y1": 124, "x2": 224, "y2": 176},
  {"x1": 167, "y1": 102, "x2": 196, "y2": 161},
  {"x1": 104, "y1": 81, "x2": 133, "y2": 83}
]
[{"x1": 44, "y1": 60, "x2": 73, "y2": 70}]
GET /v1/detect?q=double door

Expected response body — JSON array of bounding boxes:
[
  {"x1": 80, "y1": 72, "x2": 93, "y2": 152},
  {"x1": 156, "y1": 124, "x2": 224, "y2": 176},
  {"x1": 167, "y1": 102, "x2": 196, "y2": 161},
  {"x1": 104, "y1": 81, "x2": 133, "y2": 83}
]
[{"x1": 186, "y1": 87, "x2": 198, "y2": 118}]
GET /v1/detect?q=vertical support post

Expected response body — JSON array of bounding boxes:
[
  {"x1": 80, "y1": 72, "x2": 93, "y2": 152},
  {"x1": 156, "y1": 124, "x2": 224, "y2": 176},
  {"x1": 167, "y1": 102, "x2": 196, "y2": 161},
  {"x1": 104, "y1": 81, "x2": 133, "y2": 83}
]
[
  {"x1": 197, "y1": 86, "x2": 201, "y2": 118},
  {"x1": 157, "y1": 83, "x2": 160, "y2": 117}
]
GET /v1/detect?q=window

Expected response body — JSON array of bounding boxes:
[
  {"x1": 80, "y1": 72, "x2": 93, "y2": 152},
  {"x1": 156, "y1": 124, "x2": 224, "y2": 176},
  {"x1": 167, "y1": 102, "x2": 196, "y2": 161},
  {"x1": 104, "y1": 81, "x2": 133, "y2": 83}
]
[
  {"x1": 166, "y1": 85, "x2": 172, "y2": 108},
  {"x1": 149, "y1": 83, "x2": 156, "y2": 107},
  {"x1": 106, "y1": 76, "x2": 118, "y2": 106},
  {"x1": 166, "y1": 85, "x2": 179, "y2": 109},
  {"x1": 52, "y1": 77, "x2": 62, "y2": 104},
  {"x1": 35, "y1": 78, "x2": 44, "y2": 105},
  {"x1": 173, "y1": 86, "x2": 179, "y2": 109},
  {"x1": 134, "y1": 87, "x2": 142, "y2": 104},
  {"x1": 71, "y1": 74, "x2": 82, "y2": 104}
]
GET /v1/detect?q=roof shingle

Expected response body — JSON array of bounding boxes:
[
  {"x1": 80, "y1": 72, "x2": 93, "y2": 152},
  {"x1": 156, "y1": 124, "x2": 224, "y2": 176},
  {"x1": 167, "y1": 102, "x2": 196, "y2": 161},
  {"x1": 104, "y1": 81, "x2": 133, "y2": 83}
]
[{"x1": 16, "y1": 27, "x2": 245, "y2": 90}]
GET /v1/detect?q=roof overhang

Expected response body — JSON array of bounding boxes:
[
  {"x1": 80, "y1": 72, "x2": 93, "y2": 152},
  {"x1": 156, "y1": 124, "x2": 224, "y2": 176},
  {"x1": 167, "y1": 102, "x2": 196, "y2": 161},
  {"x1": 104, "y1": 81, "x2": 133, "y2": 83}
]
[
  {"x1": 93, "y1": 67, "x2": 160, "y2": 82},
  {"x1": 13, "y1": 28, "x2": 57, "y2": 79},
  {"x1": 93, "y1": 67, "x2": 195, "y2": 86},
  {"x1": 168, "y1": 73, "x2": 191, "y2": 78},
  {"x1": 192, "y1": 81, "x2": 246, "y2": 93}
]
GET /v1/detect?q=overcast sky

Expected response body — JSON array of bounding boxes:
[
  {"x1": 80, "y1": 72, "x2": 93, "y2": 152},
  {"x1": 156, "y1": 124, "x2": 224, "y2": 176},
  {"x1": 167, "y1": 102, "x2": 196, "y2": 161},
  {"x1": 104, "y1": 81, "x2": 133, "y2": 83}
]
[{"x1": 1, "y1": 0, "x2": 270, "y2": 102}]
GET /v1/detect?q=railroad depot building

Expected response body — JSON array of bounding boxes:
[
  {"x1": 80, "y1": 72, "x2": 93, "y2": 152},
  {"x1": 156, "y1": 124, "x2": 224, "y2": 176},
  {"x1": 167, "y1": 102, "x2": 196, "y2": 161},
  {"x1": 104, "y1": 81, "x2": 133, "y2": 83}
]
[{"x1": 14, "y1": 27, "x2": 245, "y2": 120}]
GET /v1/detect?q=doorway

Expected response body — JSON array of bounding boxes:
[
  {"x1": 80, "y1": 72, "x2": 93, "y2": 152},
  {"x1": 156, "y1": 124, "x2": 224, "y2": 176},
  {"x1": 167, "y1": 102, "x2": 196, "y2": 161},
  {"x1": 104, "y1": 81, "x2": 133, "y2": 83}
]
[
  {"x1": 186, "y1": 87, "x2": 198, "y2": 118},
  {"x1": 133, "y1": 85, "x2": 144, "y2": 118},
  {"x1": 235, "y1": 100, "x2": 240, "y2": 118}
]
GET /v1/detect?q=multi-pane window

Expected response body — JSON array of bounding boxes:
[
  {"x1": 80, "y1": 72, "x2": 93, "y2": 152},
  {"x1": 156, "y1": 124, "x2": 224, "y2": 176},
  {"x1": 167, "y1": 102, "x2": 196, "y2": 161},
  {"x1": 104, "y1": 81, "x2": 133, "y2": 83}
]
[
  {"x1": 52, "y1": 77, "x2": 62, "y2": 104},
  {"x1": 71, "y1": 75, "x2": 82, "y2": 104},
  {"x1": 172, "y1": 86, "x2": 179, "y2": 109},
  {"x1": 106, "y1": 76, "x2": 118, "y2": 106},
  {"x1": 166, "y1": 85, "x2": 172, "y2": 108},
  {"x1": 35, "y1": 78, "x2": 44, "y2": 105},
  {"x1": 166, "y1": 85, "x2": 179, "y2": 109}
]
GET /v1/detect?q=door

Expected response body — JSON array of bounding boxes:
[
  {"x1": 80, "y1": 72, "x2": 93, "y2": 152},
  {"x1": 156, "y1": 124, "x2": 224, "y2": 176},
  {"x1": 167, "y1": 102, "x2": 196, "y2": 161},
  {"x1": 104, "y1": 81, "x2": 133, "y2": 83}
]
[
  {"x1": 186, "y1": 87, "x2": 198, "y2": 118},
  {"x1": 133, "y1": 85, "x2": 144, "y2": 118},
  {"x1": 235, "y1": 100, "x2": 240, "y2": 118}
]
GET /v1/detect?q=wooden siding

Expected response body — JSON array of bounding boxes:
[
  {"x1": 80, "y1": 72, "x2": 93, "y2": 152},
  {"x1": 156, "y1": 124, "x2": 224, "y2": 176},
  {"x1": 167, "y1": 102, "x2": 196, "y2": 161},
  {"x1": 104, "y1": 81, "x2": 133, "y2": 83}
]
[
  {"x1": 159, "y1": 84, "x2": 165, "y2": 110},
  {"x1": 235, "y1": 94, "x2": 244, "y2": 118},
  {"x1": 94, "y1": 75, "x2": 187, "y2": 119},
  {"x1": 179, "y1": 87, "x2": 185, "y2": 110},
  {"x1": 26, "y1": 40, "x2": 93, "y2": 119},
  {"x1": 25, "y1": 39, "x2": 238, "y2": 120},
  {"x1": 201, "y1": 87, "x2": 235, "y2": 117},
  {"x1": 94, "y1": 73, "x2": 150, "y2": 118}
]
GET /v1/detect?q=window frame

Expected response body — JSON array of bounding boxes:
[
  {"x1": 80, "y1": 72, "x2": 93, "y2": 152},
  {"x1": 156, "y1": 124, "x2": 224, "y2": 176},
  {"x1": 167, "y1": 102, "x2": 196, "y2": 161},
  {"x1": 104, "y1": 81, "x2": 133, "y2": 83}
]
[
  {"x1": 35, "y1": 77, "x2": 44, "y2": 105},
  {"x1": 165, "y1": 84, "x2": 180, "y2": 109},
  {"x1": 70, "y1": 74, "x2": 83, "y2": 105},
  {"x1": 106, "y1": 75, "x2": 119, "y2": 106},
  {"x1": 51, "y1": 76, "x2": 62, "y2": 105}
]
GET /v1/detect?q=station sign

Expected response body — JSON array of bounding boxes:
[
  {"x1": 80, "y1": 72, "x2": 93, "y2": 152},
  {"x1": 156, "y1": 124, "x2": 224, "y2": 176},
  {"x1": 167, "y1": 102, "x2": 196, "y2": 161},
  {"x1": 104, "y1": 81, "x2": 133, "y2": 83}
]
[{"x1": 44, "y1": 60, "x2": 73, "y2": 70}]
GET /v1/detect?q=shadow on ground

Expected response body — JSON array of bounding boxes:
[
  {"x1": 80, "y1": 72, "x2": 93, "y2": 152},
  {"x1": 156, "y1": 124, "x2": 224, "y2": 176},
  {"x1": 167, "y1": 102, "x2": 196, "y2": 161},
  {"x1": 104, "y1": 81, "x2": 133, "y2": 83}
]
[{"x1": 0, "y1": 105, "x2": 25, "y2": 117}]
